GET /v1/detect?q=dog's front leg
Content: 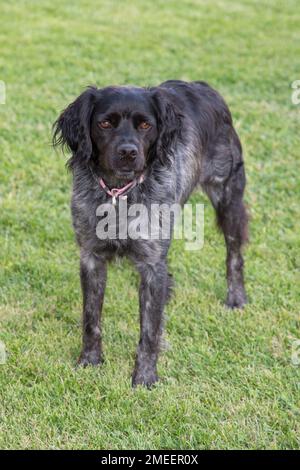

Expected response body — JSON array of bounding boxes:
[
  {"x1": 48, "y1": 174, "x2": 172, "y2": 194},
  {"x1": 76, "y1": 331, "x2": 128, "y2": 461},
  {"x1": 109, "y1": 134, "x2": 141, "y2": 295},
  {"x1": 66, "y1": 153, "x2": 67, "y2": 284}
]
[
  {"x1": 77, "y1": 252, "x2": 107, "y2": 367},
  {"x1": 132, "y1": 260, "x2": 168, "y2": 388}
]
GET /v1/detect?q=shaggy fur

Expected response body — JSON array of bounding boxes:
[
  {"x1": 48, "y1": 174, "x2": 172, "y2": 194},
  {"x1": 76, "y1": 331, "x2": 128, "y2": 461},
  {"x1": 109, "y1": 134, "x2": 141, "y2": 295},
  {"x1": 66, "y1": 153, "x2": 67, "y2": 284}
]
[{"x1": 53, "y1": 80, "x2": 248, "y2": 387}]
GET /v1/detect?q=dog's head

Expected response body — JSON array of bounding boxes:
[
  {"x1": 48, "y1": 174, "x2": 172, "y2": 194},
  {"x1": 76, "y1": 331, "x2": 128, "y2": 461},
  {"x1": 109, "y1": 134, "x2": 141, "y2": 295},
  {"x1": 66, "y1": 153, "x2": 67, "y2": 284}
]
[{"x1": 53, "y1": 85, "x2": 182, "y2": 180}]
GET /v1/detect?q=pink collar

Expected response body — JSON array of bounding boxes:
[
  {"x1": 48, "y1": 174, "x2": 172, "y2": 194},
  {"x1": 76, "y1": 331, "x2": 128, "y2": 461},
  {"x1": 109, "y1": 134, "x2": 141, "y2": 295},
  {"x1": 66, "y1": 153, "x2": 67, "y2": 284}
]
[{"x1": 99, "y1": 173, "x2": 145, "y2": 205}]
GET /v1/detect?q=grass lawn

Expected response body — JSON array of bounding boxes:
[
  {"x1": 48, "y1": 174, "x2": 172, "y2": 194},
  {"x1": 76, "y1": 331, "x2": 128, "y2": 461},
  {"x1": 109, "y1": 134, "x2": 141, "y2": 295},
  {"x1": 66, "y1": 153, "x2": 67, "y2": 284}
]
[{"x1": 0, "y1": 0, "x2": 300, "y2": 450}]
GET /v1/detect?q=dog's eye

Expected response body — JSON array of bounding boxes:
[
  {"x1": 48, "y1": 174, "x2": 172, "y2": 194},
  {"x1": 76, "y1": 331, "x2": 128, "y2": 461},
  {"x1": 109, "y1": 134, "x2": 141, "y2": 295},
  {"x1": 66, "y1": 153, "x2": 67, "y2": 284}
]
[
  {"x1": 99, "y1": 120, "x2": 113, "y2": 129},
  {"x1": 138, "y1": 121, "x2": 151, "y2": 130}
]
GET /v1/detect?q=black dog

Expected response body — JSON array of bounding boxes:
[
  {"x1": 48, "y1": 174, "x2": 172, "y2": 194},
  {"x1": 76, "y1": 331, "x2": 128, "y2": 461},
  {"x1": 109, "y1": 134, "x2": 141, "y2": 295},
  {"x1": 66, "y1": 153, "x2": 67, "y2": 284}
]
[{"x1": 53, "y1": 80, "x2": 248, "y2": 387}]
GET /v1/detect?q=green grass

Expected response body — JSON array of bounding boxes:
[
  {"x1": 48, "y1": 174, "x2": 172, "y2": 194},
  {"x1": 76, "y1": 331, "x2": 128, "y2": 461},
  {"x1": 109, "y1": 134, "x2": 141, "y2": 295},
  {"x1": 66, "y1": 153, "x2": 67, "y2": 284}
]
[{"x1": 0, "y1": 0, "x2": 300, "y2": 450}]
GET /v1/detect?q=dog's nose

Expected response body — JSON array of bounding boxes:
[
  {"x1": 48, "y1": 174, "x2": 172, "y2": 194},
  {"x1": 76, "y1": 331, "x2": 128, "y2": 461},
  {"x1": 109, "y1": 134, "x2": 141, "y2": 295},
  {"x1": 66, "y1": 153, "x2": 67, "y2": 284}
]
[{"x1": 117, "y1": 144, "x2": 138, "y2": 161}]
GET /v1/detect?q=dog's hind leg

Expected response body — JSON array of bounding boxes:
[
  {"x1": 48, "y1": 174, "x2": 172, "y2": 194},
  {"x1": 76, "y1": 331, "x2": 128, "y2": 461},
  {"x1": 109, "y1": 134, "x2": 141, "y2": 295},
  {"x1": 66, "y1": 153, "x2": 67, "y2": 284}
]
[{"x1": 204, "y1": 155, "x2": 248, "y2": 309}]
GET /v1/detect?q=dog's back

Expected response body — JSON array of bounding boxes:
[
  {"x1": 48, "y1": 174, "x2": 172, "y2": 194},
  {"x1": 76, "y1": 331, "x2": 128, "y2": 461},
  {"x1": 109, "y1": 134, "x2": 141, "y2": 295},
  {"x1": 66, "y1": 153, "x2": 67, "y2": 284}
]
[{"x1": 157, "y1": 80, "x2": 243, "y2": 206}]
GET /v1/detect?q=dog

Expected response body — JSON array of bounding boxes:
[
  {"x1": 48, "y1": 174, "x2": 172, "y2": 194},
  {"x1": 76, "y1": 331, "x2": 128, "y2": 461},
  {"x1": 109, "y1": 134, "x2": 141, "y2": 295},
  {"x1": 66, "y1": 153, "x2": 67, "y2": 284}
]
[{"x1": 53, "y1": 80, "x2": 248, "y2": 387}]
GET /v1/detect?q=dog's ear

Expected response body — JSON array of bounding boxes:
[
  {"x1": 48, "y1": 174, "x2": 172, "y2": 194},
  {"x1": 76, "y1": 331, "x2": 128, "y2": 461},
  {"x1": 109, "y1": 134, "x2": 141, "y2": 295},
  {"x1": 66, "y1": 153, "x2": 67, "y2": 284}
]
[
  {"x1": 53, "y1": 87, "x2": 97, "y2": 170},
  {"x1": 150, "y1": 88, "x2": 183, "y2": 164}
]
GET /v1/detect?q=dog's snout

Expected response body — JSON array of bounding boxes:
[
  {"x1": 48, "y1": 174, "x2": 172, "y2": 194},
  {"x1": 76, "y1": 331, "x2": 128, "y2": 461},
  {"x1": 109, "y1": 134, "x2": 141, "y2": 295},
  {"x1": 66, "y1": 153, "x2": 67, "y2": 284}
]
[{"x1": 117, "y1": 144, "x2": 138, "y2": 161}]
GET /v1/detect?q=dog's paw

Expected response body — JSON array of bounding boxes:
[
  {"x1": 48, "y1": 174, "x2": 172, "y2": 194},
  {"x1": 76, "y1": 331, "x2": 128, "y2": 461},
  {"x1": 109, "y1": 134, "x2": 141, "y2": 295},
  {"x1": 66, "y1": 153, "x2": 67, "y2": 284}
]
[
  {"x1": 132, "y1": 368, "x2": 159, "y2": 389},
  {"x1": 77, "y1": 350, "x2": 103, "y2": 367},
  {"x1": 225, "y1": 289, "x2": 247, "y2": 309}
]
